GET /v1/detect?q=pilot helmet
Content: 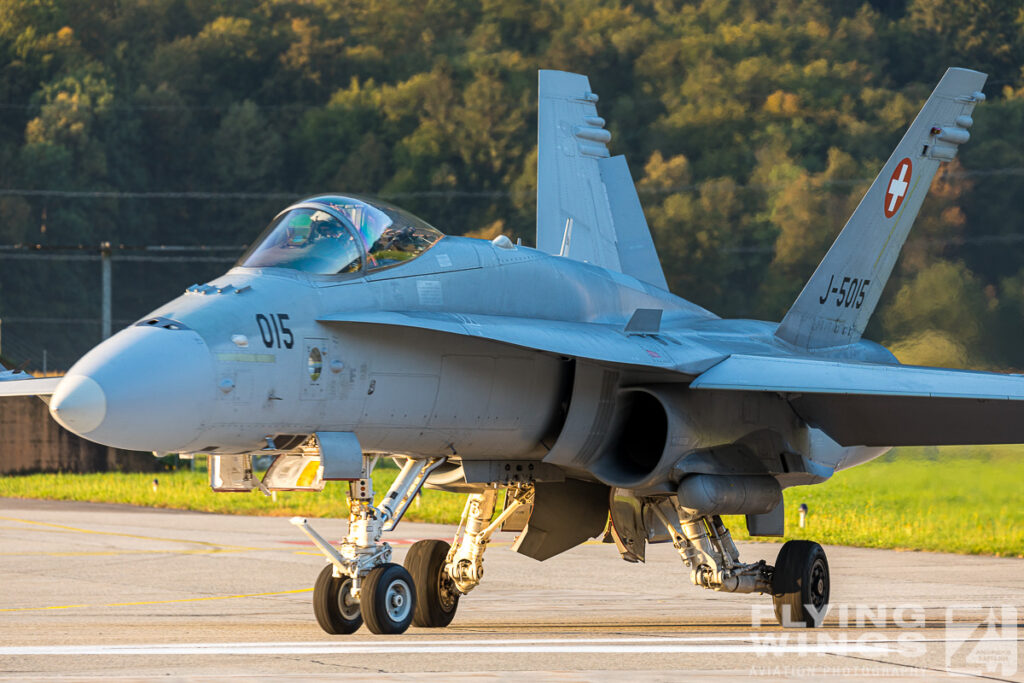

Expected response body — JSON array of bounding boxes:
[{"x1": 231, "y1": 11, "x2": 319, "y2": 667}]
[{"x1": 310, "y1": 210, "x2": 343, "y2": 238}]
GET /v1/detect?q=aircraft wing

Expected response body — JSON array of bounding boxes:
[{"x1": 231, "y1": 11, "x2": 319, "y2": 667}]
[
  {"x1": 691, "y1": 354, "x2": 1024, "y2": 446},
  {"x1": 318, "y1": 311, "x2": 724, "y2": 374},
  {"x1": 0, "y1": 375, "x2": 61, "y2": 397}
]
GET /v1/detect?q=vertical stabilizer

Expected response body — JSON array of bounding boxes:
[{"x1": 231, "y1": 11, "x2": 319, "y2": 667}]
[
  {"x1": 775, "y1": 67, "x2": 987, "y2": 349},
  {"x1": 536, "y1": 70, "x2": 668, "y2": 290},
  {"x1": 600, "y1": 156, "x2": 669, "y2": 290}
]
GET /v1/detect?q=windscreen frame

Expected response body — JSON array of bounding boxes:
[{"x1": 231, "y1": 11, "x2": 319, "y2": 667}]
[{"x1": 235, "y1": 201, "x2": 369, "y2": 278}]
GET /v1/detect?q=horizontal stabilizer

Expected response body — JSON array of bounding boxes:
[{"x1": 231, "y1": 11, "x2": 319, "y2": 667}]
[{"x1": 691, "y1": 354, "x2": 1024, "y2": 446}]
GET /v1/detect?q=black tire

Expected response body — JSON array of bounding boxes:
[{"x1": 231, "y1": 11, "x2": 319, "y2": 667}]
[
  {"x1": 312, "y1": 564, "x2": 363, "y2": 635},
  {"x1": 361, "y1": 563, "x2": 416, "y2": 635},
  {"x1": 405, "y1": 539, "x2": 460, "y2": 628},
  {"x1": 771, "y1": 540, "x2": 829, "y2": 628}
]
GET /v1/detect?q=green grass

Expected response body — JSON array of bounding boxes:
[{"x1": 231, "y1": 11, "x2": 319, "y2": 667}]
[
  {"x1": 1, "y1": 447, "x2": 1021, "y2": 556},
  {"x1": 729, "y1": 446, "x2": 1024, "y2": 557},
  {"x1": 0, "y1": 462, "x2": 466, "y2": 525}
]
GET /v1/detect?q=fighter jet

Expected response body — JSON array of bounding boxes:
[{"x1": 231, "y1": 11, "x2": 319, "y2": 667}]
[{"x1": 0, "y1": 68, "x2": 1002, "y2": 634}]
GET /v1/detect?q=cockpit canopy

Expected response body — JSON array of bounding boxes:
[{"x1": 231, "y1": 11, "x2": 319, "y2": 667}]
[{"x1": 239, "y1": 195, "x2": 444, "y2": 275}]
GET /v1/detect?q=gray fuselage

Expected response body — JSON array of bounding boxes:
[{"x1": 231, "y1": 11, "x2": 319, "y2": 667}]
[{"x1": 58, "y1": 235, "x2": 892, "y2": 489}]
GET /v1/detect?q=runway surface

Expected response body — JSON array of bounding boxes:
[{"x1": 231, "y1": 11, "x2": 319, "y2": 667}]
[{"x1": 1, "y1": 497, "x2": 1021, "y2": 681}]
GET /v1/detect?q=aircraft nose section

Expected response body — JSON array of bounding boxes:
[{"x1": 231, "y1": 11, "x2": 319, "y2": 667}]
[
  {"x1": 49, "y1": 375, "x2": 107, "y2": 434},
  {"x1": 50, "y1": 325, "x2": 214, "y2": 452}
]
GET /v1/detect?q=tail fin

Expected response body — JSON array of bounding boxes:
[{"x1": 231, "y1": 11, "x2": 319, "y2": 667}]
[
  {"x1": 775, "y1": 67, "x2": 987, "y2": 349},
  {"x1": 536, "y1": 70, "x2": 669, "y2": 290}
]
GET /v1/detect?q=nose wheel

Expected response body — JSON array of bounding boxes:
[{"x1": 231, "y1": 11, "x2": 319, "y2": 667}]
[
  {"x1": 293, "y1": 455, "x2": 448, "y2": 635},
  {"x1": 313, "y1": 564, "x2": 363, "y2": 634},
  {"x1": 361, "y1": 563, "x2": 416, "y2": 634}
]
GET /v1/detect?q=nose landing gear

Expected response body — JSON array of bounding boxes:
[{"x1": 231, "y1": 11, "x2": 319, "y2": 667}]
[
  {"x1": 297, "y1": 466, "x2": 535, "y2": 635},
  {"x1": 293, "y1": 455, "x2": 445, "y2": 635},
  {"x1": 312, "y1": 564, "x2": 362, "y2": 634},
  {"x1": 361, "y1": 563, "x2": 416, "y2": 634}
]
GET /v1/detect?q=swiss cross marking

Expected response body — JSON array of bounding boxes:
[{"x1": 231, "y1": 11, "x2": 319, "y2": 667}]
[{"x1": 884, "y1": 158, "x2": 913, "y2": 218}]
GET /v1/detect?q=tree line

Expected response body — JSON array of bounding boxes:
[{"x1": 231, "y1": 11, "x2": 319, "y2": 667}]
[{"x1": 1, "y1": 0, "x2": 1023, "y2": 369}]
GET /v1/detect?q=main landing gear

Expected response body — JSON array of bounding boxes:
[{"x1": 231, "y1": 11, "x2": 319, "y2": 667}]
[
  {"x1": 402, "y1": 487, "x2": 536, "y2": 628},
  {"x1": 296, "y1": 457, "x2": 829, "y2": 632},
  {"x1": 293, "y1": 455, "x2": 535, "y2": 635},
  {"x1": 771, "y1": 539, "x2": 830, "y2": 627},
  {"x1": 645, "y1": 504, "x2": 830, "y2": 627}
]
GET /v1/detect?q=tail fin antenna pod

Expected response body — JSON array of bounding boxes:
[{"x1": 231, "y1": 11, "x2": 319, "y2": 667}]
[{"x1": 775, "y1": 67, "x2": 987, "y2": 349}]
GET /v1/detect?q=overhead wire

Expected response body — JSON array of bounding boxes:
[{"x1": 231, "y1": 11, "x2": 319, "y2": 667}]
[{"x1": 0, "y1": 166, "x2": 1021, "y2": 201}]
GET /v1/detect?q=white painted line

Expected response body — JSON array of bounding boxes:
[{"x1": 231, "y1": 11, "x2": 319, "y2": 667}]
[
  {"x1": 4, "y1": 635, "x2": 1016, "y2": 657},
  {"x1": 7, "y1": 636, "x2": 756, "y2": 648},
  {"x1": 0, "y1": 638, "x2": 894, "y2": 656}
]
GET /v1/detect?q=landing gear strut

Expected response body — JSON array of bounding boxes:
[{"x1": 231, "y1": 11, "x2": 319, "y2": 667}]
[
  {"x1": 652, "y1": 505, "x2": 830, "y2": 627},
  {"x1": 404, "y1": 485, "x2": 535, "y2": 627}
]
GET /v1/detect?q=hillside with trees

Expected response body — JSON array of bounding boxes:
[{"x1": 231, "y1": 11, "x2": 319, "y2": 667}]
[{"x1": 1, "y1": 0, "x2": 1023, "y2": 369}]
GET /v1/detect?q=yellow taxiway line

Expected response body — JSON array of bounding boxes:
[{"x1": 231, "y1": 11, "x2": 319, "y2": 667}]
[
  {"x1": 0, "y1": 588, "x2": 313, "y2": 613},
  {"x1": 3, "y1": 548, "x2": 259, "y2": 558},
  {"x1": 0, "y1": 515, "x2": 258, "y2": 550}
]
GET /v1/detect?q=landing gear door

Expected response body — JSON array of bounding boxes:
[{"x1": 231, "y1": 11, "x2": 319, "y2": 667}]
[
  {"x1": 608, "y1": 489, "x2": 645, "y2": 562},
  {"x1": 262, "y1": 454, "x2": 326, "y2": 492},
  {"x1": 209, "y1": 454, "x2": 257, "y2": 492},
  {"x1": 499, "y1": 488, "x2": 534, "y2": 533},
  {"x1": 301, "y1": 338, "x2": 328, "y2": 400}
]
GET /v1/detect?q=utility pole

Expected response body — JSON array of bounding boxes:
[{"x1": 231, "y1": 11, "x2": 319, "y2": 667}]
[{"x1": 100, "y1": 241, "x2": 112, "y2": 340}]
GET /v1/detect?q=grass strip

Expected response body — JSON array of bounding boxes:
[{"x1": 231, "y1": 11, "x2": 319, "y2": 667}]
[{"x1": 1, "y1": 447, "x2": 1021, "y2": 556}]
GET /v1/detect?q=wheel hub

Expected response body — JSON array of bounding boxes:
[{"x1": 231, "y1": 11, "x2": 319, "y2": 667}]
[
  {"x1": 336, "y1": 579, "x2": 361, "y2": 620},
  {"x1": 385, "y1": 580, "x2": 412, "y2": 622},
  {"x1": 437, "y1": 573, "x2": 458, "y2": 612},
  {"x1": 810, "y1": 559, "x2": 828, "y2": 608}
]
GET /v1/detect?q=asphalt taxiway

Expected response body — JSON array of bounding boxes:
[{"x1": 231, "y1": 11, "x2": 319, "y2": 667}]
[{"x1": 1, "y1": 497, "x2": 1021, "y2": 681}]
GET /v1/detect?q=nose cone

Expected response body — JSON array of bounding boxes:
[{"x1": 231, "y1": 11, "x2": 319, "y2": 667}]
[
  {"x1": 50, "y1": 326, "x2": 214, "y2": 452},
  {"x1": 50, "y1": 375, "x2": 107, "y2": 434}
]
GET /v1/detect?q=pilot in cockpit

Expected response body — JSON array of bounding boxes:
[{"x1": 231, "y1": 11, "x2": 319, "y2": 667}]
[
  {"x1": 239, "y1": 196, "x2": 443, "y2": 275},
  {"x1": 283, "y1": 211, "x2": 344, "y2": 247},
  {"x1": 311, "y1": 211, "x2": 347, "y2": 240}
]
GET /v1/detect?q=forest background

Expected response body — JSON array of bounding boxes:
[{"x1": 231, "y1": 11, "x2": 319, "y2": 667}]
[{"x1": 1, "y1": 0, "x2": 1024, "y2": 371}]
